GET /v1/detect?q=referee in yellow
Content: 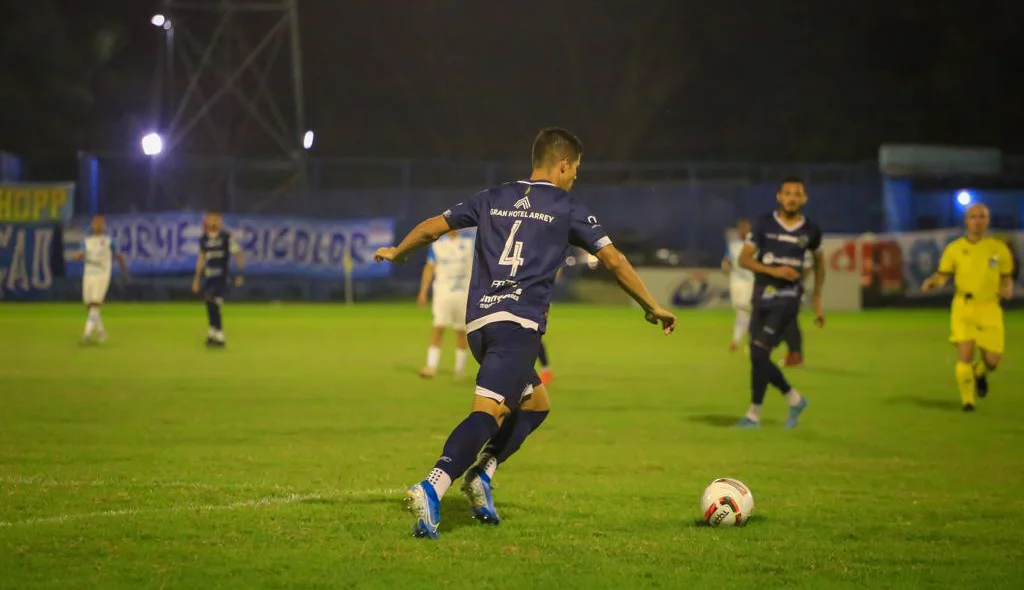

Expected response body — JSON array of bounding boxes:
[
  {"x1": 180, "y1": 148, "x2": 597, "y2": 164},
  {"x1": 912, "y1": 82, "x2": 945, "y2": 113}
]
[{"x1": 921, "y1": 204, "x2": 1015, "y2": 411}]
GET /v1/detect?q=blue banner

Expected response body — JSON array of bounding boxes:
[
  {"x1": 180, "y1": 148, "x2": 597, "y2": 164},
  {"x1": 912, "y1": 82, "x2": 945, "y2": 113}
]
[
  {"x1": 893, "y1": 229, "x2": 1024, "y2": 297},
  {"x1": 0, "y1": 183, "x2": 75, "y2": 223},
  {"x1": 0, "y1": 223, "x2": 61, "y2": 300},
  {"x1": 66, "y1": 213, "x2": 395, "y2": 279}
]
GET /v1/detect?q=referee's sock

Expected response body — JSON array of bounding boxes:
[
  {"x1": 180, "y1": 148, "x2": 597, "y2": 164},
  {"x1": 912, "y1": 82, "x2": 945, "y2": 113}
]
[{"x1": 955, "y1": 362, "x2": 975, "y2": 407}]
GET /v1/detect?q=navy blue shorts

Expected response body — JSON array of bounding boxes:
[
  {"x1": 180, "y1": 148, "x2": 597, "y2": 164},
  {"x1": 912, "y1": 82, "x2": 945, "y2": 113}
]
[
  {"x1": 203, "y1": 277, "x2": 227, "y2": 299},
  {"x1": 468, "y1": 322, "x2": 543, "y2": 410},
  {"x1": 749, "y1": 300, "x2": 799, "y2": 349}
]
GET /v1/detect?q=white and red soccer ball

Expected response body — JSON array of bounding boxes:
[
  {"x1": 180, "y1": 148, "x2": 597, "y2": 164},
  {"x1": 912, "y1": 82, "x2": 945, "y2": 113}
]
[{"x1": 701, "y1": 478, "x2": 755, "y2": 527}]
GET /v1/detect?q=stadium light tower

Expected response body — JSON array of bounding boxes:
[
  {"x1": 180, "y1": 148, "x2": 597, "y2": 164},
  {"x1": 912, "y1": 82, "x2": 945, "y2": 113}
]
[{"x1": 148, "y1": 0, "x2": 309, "y2": 205}]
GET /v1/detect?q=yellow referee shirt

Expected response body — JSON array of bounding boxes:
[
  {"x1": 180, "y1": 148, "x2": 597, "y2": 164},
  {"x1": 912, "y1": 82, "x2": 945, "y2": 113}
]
[{"x1": 938, "y1": 237, "x2": 1013, "y2": 303}]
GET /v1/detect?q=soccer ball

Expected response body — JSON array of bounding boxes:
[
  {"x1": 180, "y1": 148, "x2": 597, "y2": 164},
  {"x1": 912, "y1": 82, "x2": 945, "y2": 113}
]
[{"x1": 701, "y1": 478, "x2": 755, "y2": 527}]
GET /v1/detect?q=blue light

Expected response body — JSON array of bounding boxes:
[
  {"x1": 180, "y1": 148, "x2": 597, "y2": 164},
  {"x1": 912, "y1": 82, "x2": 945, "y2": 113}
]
[{"x1": 956, "y1": 190, "x2": 973, "y2": 206}]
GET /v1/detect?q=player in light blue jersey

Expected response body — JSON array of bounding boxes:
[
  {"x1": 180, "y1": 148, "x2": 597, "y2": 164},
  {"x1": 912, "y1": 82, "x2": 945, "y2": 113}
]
[
  {"x1": 375, "y1": 128, "x2": 676, "y2": 539},
  {"x1": 69, "y1": 215, "x2": 128, "y2": 342},
  {"x1": 722, "y1": 218, "x2": 754, "y2": 352},
  {"x1": 417, "y1": 228, "x2": 475, "y2": 379}
]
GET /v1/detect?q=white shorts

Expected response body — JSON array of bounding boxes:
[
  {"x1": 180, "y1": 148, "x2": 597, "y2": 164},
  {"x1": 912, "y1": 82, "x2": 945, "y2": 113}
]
[
  {"x1": 83, "y1": 275, "x2": 111, "y2": 304},
  {"x1": 729, "y1": 281, "x2": 753, "y2": 311},
  {"x1": 432, "y1": 291, "x2": 468, "y2": 330}
]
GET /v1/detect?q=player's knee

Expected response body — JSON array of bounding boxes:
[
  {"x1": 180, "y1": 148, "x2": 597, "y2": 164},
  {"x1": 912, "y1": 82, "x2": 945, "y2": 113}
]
[
  {"x1": 522, "y1": 385, "x2": 550, "y2": 412},
  {"x1": 983, "y1": 353, "x2": 1002, "y2": 371},
  {"x1": 471, "y1": 393, "x2": 509, "y2": 421}
]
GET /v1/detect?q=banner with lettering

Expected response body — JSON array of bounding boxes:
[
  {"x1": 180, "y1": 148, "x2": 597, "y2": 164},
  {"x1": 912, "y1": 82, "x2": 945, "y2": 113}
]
[
  {"x1": 0, "y1": 223, "x2": 64, "y2": 300},
  {"x1": 821, "y1": 230, "x2": 1024, "y2": 301},
  {"x1": 0, "y1": 183, "x2": 75, "y2": 223},
  {"x1": 889, "y1": 229, "x2": 1022, "y2": 297},
  {"x1": 65, "y1": 213, "x2": 395, "y2": 279}
]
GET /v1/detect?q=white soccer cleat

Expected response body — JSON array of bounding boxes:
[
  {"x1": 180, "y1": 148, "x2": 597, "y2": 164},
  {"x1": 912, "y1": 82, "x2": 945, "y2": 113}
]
[{"x1": 461, "y1": 469, "x2": 500, "y2": 525}]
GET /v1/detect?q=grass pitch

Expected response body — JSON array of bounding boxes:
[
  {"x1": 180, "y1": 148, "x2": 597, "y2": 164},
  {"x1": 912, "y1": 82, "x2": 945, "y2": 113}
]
[{"x1": 1, "y1": 303, "x2": 1023, "y2": 589}]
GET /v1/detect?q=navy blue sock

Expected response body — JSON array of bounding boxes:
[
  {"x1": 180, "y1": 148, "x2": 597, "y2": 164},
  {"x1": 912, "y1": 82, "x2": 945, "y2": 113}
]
[
  {"x1": 783, "y1": 321, "x2": 802, "y2": 354},
  {"x1": 206, "y1": 300, "x2": 222, "y2": 330},
  {"x1": 434, "y1": 411, "x2": 499, "y2": 480},
  {"x1": 485, "y1": 410, "x2": 549, "y2": 464},
  {"x1": 750, "y1": 346, "x2": 771, "y2": 405},
  {"x1": 538, "y1": 341, "x2": 549, "y2": 368},
  {"x1": 751, "y1": 345, "x2": 792, "y2": 404}
]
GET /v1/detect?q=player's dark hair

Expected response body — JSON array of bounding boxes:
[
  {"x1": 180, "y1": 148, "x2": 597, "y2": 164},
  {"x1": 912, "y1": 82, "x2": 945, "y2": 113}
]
[
  {"x1": 531, "y1": 128, "x2": 583, "y2": 168},
  {"x1": 780, "y1": 175, "x2": 805, "y2": 188}
]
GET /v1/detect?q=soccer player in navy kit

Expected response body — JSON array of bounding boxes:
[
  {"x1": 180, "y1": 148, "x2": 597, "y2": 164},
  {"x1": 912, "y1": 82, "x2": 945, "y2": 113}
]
[
  {"x1": 736, "y1": 177, "x2": 826, "y2": 429},
  {"x1": 192, "y1": 212, "x2": 245, "y2": 347},
  {"x1": 375, "y1": 128, "x2": 677, "y2": 539}
]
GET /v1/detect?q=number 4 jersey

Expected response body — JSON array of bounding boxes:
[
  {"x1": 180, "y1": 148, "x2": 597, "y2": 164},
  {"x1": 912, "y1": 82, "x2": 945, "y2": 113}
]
[{"x1": 443, "y1": 179, "x2": 611, "y2": 334}]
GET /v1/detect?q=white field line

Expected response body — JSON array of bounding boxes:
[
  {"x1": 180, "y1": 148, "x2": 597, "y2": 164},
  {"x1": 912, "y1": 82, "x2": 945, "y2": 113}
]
[
  {"x1": 0, "y1": 479, "x2": 407, "y2": 528},
  {"x1": 0, "y1": 475, "x2": 405, "y2": 496},
  {"x1": 0, "y1": 475, "x2": 296, "y2": 491}
]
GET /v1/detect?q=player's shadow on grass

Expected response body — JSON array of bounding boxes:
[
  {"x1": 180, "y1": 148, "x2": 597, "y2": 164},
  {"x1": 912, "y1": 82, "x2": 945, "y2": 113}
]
[
  {"x1": 888, "y1": 396, "x2": 962, "y2": 411},
  {"x1": 380, "y1": 494, "x2": 523, "y2": 534},
  {"x1": 688, "y1": 414, "x2": 780, "y2": 428},
  {"x1": 801, "y1": 366, "x2": 865, "y2": 377}
]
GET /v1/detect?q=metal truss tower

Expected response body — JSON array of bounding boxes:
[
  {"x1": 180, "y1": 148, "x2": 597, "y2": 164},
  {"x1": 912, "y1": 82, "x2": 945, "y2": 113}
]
[{"x1": 149, "y1": 0, "x2": 308, "y2": 207}]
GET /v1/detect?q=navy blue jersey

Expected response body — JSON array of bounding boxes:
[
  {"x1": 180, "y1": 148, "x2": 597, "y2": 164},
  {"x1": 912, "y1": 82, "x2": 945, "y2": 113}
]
[
  {"x1": 746, "y1": 212, "x2": 822, "y2": 306},
  {"x1": 443, "y1": 180, "x2": 610, "y2": 334},
  {"x1": 199, "y1": 230, "x2": 233, "y2": 279}
]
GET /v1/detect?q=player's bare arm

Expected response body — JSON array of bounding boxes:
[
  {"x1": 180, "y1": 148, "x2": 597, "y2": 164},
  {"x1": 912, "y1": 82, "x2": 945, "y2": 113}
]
[
  {"x1": 375, "y1": 215, "x2": 451, "y2": 264},
  {"x1": 192, "y1": 254, "x2": 206, "y2": 293},
  {"x1": 417, "y1": 262, "x2": 435, "y2": 307},
  {"x1": 115, "y1": 252, "x2": 129, "y2": 278},
  {"x1": 1000, "y1": 274, "x2": 1014, "y2": 300},
  {"x1": 738, "y1": 243, "x2": 800, "y2": 281},
  {"x1": 595, "y1": 244, "x2": 676, "y2": 334},
  {"x1": 233, "y1": 250, "x2": 246, "y2": 287},
  {"x1": 812, "y1": 250, "x2": 826, "y2": 327},
  {"x1": 920, "y1": 271, "x2": 950, "y2": 292}
]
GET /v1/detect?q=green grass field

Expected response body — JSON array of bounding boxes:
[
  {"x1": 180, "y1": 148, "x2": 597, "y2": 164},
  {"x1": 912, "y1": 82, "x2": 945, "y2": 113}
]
[{"x1": 1, "y1": 303, "x2": 1023, "y2": 589}]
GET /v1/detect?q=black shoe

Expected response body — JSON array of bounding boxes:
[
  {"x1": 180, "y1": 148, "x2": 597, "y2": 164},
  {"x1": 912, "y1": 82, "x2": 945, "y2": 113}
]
[
  {"x1": 976, "y1": 375, "x2": 988, "y2": 398},
  {"x1": 963, "y1": 403, "x2": 976, "y2": 412}
]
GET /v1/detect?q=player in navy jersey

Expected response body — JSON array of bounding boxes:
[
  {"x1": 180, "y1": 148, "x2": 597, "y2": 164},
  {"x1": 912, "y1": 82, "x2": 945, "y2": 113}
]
[
  {"x1": 375, "y1": 128, "x2": 676, "y2": 539},
  {"x1": 736, "y1": 176, "x2": 826, "y2": 429},
  {"x1": 192, "y1": 212, "x2": 245, "y2": 347}
]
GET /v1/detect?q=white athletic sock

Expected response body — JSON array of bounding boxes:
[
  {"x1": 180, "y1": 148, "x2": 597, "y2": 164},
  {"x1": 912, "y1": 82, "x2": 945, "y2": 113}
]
[
  {"x1": 208, "y1": 327, "x2": 217, "y2": 338},
  {"x1": 426, "y1": 467, "x2": 452, "y2": 498},
  {"x1": 426, "y1": 346, "x2": 441, "y2": 370},
  {"x1": 83, "y1": 314, "x2": 95, "y2": 337},
  {"x1": 93, "y1": 309, "x2": 105, "y2": 335},
  {"x1": 483, "y1": 455, "x2": 498, "y2": 480},
  {"x1": 733, "y1": 309, "x2": 751, "y2": 344},
  {"x1": 214, "y1": 330, "x2": 225, "y2": 343},
  {"x1": 454, "y1": 348, "x2": 468, "y2": 375},
  {"x1": 785, "y1": 389, "x2": 803, "y2": 407},
  {"x1": 745, "y1": 404, "x2": 762, "y2": 422}
]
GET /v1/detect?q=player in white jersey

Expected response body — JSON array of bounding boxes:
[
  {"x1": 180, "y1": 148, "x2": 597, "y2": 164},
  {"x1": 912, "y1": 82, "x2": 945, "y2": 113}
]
[
  {"x1": 722, "y1": 218, "x2": 754, "y2": 351},
  {"x1": 70, "y1": 215, "x2": 127, "y2": 342},
  {"x1": 417, "y1": 228, "x2": 475, "y2": 379}
]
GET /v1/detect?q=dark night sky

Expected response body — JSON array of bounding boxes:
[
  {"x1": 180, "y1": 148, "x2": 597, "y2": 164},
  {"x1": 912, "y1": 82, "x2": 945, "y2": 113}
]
[{"x1": 3, "y1": 0, "x2": 1023, "y2": 162}]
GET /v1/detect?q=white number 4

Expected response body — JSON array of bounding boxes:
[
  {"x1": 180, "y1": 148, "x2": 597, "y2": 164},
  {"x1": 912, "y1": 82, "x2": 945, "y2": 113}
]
[{"x1": 499, "y1": 220, "x2": 525, "y2": 277}]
